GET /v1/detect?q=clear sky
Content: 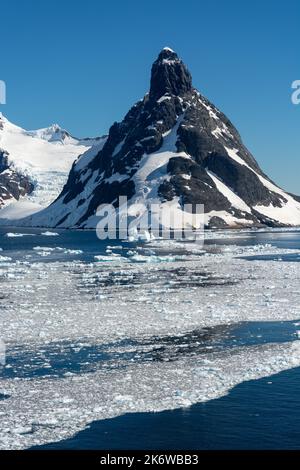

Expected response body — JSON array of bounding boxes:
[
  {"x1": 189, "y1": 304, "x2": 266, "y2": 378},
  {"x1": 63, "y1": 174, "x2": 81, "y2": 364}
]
[{"x1": 1, "y1": 0, "x2": 299, "y2": 193}]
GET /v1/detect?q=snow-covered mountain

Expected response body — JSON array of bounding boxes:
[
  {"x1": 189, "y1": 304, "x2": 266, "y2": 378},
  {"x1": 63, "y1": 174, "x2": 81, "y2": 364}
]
[
  {"x1": 0, "y1": 114, "x2": 105, "y2": 219},
  {"x1": 26, "y1": 123, "x2": 102, "y2": 147},
  {"x1": 7, "y1": 48, "x2": 300, "y2": 229}
]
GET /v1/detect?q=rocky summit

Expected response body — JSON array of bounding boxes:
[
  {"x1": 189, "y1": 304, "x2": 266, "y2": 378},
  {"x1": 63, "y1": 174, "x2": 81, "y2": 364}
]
[{"x1": 21, "y1": 47, "x2": 300, "y2": 229}]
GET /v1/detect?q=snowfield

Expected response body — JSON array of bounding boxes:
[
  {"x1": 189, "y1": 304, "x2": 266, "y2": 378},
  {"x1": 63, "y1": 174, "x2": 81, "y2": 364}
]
[{"x1": 0, "y1": 114, "x2": 104, "y2": 218}]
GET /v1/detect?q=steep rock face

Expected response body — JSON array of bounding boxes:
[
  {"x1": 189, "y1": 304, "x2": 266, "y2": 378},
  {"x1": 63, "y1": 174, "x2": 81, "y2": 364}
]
[
  {"x1": 0, "y1": 149, "x2": 34, "y2": 208},
  {"x1": 149, "y1": 47, "x2": 192, "y2": 100},
  {"x1": 21, "y1": 48, "x2": 300, "y2": 229}
]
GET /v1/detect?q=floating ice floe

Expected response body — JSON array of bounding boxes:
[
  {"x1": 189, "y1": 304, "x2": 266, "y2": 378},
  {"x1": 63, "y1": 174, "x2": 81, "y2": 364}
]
[
  {"x1": 129, "y1": 254, "x2": 179, "y2": 263},
  {"x1": 33, "y1": 246, "x2": 55, "y2": 251},
  {"x1": 4, "y1": 232, "x2": 36, "y2": 238},
  {"x1": 41, "y1": 231, "x2": 59, "y2": 237},
  {"x1": 94, "y1": 254, "x2": 125, "y2": 263},
  {"x1": 0, "y1": 255, "x2": 12, "y2": 262},
  {"x1": 32, "y1": 246, "x2": 83, "y2": 256}
]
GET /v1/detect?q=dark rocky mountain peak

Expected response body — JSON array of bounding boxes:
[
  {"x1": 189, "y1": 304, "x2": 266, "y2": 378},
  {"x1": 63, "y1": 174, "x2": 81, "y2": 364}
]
[
  {"x1": 21, "y1": 48, "x2": 300, "y2": 229},
  {"x1": 149, "y1": 47, "x2": 193, "y2": 101}
]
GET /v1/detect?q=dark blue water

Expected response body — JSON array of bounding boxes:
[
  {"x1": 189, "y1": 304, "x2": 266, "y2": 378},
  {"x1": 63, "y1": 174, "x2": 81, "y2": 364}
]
[
  {"x1": 242, "y1": 253, "x2": 300, "y2": 262},
  {"x1": 0, "y1": 227, "x2": 116, "y2": 263},
  {"x1": 205, "y1": 229, "x2": 300, "y2": 251},
  {"x1": 1, "y1": 226, "x2": 300, "y2": 263},
  {"x1": 0, "y1": 393, "x2": 9, "y2": 400},
  {"x1": 34, "y1": 366, "x2": 300, "y2": 450}
]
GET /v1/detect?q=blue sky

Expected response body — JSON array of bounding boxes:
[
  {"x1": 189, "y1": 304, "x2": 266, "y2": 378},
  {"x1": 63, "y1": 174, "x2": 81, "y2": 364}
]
[{"x1": 1, "y1": 0, "x2": 299, "y2": 193}]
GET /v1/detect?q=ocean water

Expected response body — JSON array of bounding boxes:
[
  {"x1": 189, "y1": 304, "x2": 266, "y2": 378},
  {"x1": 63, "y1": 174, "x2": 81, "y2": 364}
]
[
  {"x1": 1, "y1": 226, "x2": 300, "y2": 449},
  {"x1": 35, "y1": 366, "x2": 300, "y2": 450}
]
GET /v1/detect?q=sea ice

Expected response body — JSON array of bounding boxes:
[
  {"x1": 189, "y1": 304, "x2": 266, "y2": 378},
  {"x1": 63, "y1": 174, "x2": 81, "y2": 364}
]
[
  {"x1": 41, "y1": 232, "x2": 59, "y2": 237},
  {"x1": 1, "y1": 238, "x2": 300, "y2": 449}
]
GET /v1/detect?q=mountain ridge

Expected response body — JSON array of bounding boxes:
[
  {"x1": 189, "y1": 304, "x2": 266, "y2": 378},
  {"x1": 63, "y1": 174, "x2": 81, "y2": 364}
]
[{"x1": 3, "y1": 48, "x2": 300, "y2": 229}]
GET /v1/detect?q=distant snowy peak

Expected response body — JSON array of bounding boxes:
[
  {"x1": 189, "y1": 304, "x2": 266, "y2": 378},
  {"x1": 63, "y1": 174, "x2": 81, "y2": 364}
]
[
  {"x1": 12, "y1": 49, "x2": 300, "y2": 229},
  {"x1": 0, "y1": 114, "x2": 105, "y2": 216},
  {"x1": 27, "y1": 123, "x2": 102, "y2": 146},
  {"x1": 27, "y1": 123, "x2": 77, "y2": 145}
]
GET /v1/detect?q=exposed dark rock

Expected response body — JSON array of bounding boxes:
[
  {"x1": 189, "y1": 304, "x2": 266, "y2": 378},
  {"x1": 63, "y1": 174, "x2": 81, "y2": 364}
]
[
  {"x1": 204, "y1": 153, "x2": 285, "y2": 207},
  {"x1": 149, "y1": 48, "x2": 192, "y2": 101},
  {"x1": 0, "y1": 150, "x2": 34, "y2": 207},
  {"x1": 26, "y1": 48, "x2": 300, "y2": 229},
  {"x1": 208, "y1": 216, "x2": 230, "y2": 229}
]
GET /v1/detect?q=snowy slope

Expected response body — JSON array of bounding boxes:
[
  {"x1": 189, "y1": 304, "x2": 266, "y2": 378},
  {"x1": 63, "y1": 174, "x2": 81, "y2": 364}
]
[
  {"x1": 0, "y1": 114, "x2": 105, "y2": 219},
  {"x1": 22, "y1": 118, "x2": 202, "y2": 231}
]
